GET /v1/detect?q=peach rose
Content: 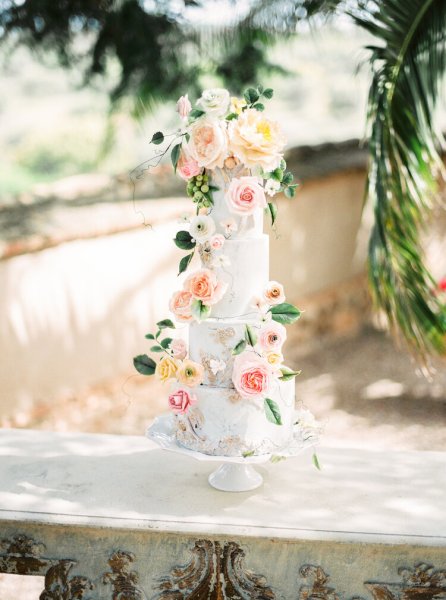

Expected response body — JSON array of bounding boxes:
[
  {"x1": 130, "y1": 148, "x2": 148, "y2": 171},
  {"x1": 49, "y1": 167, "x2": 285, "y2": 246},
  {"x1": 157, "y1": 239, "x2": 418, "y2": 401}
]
[
  {"x1": 229, "y1": 108, "x2": 286, "y2": 171},
  {"x1": 169, "y1": 338, "x2": 187, "y2": 360},
  {"x1": 187, "y1": 117, "x2": 228, "y2": 170},
  {"x1": 232, "y1": 352, "x2": 273, "y2": 400},
  {"x1": 225, "y1": 176, "x2": 266, "y2": 216},
  {"x1": 258, "y1": 321, "x2": 287, "y2": 352},
  {"x1": 177, "y1": 148, "x2": 203, "y2": 181},
  {"x1": 177, "y1": 359, "x2": 204, "y2": 387},
  {"x1": 169, "y1": 290, "x2": 194, "y2": 322},
  {"x1": 210, "y1": 234, "x2": 225, "y2": 250},
  {"x1": 184, "y1": 268, "x2": 227, "y2": 306},
  {"x1": 263, "y1": 281, "x2": 285, "y2": 305},
  {"x1": 176, "y1": 94, "x2": 192, "y2": 119},
  {"x1": 155, "y1": 356, "x2": 178, "y2": 383},
  {"x1": 168, "y1": 388, "x2": 197, "y2": 414}
]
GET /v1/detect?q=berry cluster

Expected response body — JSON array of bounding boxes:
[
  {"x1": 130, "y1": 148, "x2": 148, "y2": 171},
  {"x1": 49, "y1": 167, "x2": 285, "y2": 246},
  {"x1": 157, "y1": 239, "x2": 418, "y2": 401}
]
[{"x1": 186, "y1": 173, "x2": 214, "y2": 209}]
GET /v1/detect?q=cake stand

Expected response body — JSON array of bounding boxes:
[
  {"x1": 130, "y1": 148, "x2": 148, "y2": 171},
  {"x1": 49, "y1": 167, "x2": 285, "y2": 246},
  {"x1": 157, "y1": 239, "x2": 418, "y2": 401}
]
[{"x1": 146, "y1": 412, "x2": 319, "y2": 492}]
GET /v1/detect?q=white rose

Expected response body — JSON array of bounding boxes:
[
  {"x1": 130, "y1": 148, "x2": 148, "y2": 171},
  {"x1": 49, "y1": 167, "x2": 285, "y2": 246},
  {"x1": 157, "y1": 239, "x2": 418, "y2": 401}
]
[
  {"x1": 187, "y1": 117, "x2": 228, "y2": 170},
  {"x1": 190, "y1": 215, "x2": 216, "y2": 242},
  {"x1": 196, "y1": 88, "x2": 230, "y2": 117}
]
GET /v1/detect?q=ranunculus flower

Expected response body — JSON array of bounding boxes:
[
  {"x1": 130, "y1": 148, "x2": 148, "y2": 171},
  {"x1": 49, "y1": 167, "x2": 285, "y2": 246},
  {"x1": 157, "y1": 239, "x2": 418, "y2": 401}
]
[
  {"x1": 169, "y1": 290, "x2": 194, "y2": 322},
  {"x1": 196, "y1": 88, "x2": 230, "y2": 117},
  {"x1": 176, "y1": 94, "x2": 192, "y2": 119},
  {"x1": 177, "y1": 359, "x2": 204, "y2": 387},
  {"x1": 266, "y1": 351, "x2": 284, "y2": 370},
  {"x1": 169, "y1": 338, "x2": 187, "y2": 360},
  {"x1": 263, "y1": 281, "x2": 286, "y2": 305},
  {"x1": 177, "y1": 149, "x2": 203, "y2": 181},
  {"x1": 210, "y1": 234, "x2": 225, "y2": 250},
  {"x1": 184, "y1": 268, "x2": 227, "y2": 306},
  {"x1": 189, "y1": 215, "x2": 216, "y2": 242},
  {"x1": 229, "y1": 108, "x2": 286, "y2": 171},
  {"x1": 258, "y1": 321, "x2": 287, "y2": 352},
  {"x1": 225, "y1": 176, "x2": 266, "y2": 216},
  {"x1": 155, "y1": 356, "x2": 178, "y2": 383},
  {"x1": 187, "y1": 117, "x2": 228, "y2": 170},
  {"x1": 168, "y1": 388, "x2": 197, "y2": 414},
  {"x1": 232, "y1": 352, "x2": 274, "y2": 400}
]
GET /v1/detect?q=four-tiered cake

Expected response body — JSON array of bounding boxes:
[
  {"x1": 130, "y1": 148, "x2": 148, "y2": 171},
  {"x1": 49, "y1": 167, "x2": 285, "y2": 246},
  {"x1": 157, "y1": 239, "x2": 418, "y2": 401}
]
[{"x1": 134, "y1": 86, "x2": 302, "y2": 457}]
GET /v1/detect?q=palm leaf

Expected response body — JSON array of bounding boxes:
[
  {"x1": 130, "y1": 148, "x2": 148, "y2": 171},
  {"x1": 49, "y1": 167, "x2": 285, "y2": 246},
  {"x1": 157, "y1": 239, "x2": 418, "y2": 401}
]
[{"x1": 350, "y1": 0, "x2": 446, "y2": 362}]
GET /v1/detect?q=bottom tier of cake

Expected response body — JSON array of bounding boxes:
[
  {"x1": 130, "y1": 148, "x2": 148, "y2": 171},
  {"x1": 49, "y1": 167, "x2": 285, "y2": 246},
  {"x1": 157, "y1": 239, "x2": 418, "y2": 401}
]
[{"x1": 172, "y1": 378, "x2": 295, "y2": 457}]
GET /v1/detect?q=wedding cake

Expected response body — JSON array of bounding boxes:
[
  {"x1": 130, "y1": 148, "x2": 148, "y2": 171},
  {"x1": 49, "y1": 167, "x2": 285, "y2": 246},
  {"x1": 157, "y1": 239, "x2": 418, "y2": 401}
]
[{"x1": 134, "y1": 86, "x2": 302, "y2": 457}]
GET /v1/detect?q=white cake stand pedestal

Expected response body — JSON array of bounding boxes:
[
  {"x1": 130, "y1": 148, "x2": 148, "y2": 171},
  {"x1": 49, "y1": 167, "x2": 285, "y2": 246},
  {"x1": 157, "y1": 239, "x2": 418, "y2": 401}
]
[{"x1": 146, "y1": 413, "x2": 318, "y2": 493}]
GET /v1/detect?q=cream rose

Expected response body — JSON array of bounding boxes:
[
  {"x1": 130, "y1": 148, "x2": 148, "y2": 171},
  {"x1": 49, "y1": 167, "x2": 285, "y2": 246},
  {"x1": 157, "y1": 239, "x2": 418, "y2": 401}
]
[
  {"x1": 184, "y1": 268, "x2": 227, "y2": 306},
  {"x1": 169, "y1": 290, "x2": 194, "y2": 322},
  {"x1": 189, "y1": 215, "x2": 216, "y2": 242},
  {"x1": 177, "y1": 359, "x2": 204, "y2": 387},
  {"x1": 196, "y1": 88, "x2": 230, "y2": 117},
  {"x1": 169, "y1": 338, "x2": 187, "y2": 360},
  {"x1": 168, "y1": 388, "x2": 197, "y2": 414},
  {"x1": 232, "y1": 352, "x2": 274, "y2": 400},
  {"x1": 177, "y1": 149, "x2": 203, "y2": 181},
  {"x1": 155, "y1": 356, "x2": 178, "y2": 383},
  {"x1": 258, "y1": 321, "x2": 287, "y2": 352},
  {"x1": 225, "y1": 176, "x2": 266, "y2": 216},
  {"x1": 187, "y1": 117, "x2": 228, "y2": 170},
  {"x1": 229, "y1": 108, "x2": 286, "y2": 171},
  {"x1": 263, "y1": 281, "x2": 286, "y2": 305}
]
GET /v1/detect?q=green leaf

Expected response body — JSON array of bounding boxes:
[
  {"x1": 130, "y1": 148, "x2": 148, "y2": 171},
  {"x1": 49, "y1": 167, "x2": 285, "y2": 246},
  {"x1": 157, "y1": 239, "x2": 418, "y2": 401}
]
[
  {"x1": 144, "y1": 333, "x2": 155, "y2": 340},
  {"x1": 150, "y1": 345, "x2": 164, "y2": 352},
  {"x1": 178, "y1": 252, "x2": 194, "y2": 275},
  {"x1": 312, "y1": 453, "x2": 321, "y2": 471},
  {"x1": 191, "y1": 299, "x2": 211, "y2": 323},
  {"x1": 189, "y1": 108, "x2": 205, "y2": 119},
  {"x1": 269, "y1": 303, "x2": 302, "y2": 325},
  {"x1": 184, "y1": 132, "x2": 190, "y2": 143},
  {"x1": 150, "y1": 131, "x2": 164, "y2": 145},
  {"x1": 263, "y1": 88, "x2": 274, "y2": 99},
  {"x1": 244, "y1": 87, "x2": 259, "y2": 104},
  {"x1": 133, "y1": 354, "x2": 156, "y2": 376},
  {"x1": 284, "y1": 186, "x2": 295, "y2": 199},
  {"x1": 156, "y1": 319, "x2": 175, "y2": 329},
  {"x1": 270, "y1": 454, "x2": 286, "y2": 463},
  {"x1": 257, "y1": 84, "x2": 264, "y2": 94},
  {"x1": 232, "y1": 339, "x2": 247, "y2": 355},
  {"x1": 264, "y1": 398, "x2": 282, "y2": 425},
  {"x1": 253, "y1": 103, "x2": 265, "y2": 111},
  {"x1": 279, "y1": 367, "x2": 301, "y2": 381},
  {"x1": 226, "y1": 112, "x2": 238, "y2": 121},
  {"x1": 160, "y1": 337, "x2": 173, "y2": 349},
  {"x1": 174, "y1": 230, "x2": 195, "y2": 251},
  {"x1": 268, "y1": 202, "x2": 278, "y2": 227},
  {"x1": 171, "y1": 143, "x2": 181, "y2": 173},
  {"x1": 280, "y1": 159, "x2": 286, "y2": 170},
  {"x1": 245, "y1": 324, "x2": 257, "y2": 347},
  {"x1": 272, "y1": 168, "x2": 284, "y2": 181},
  {"x1": 242, "y1": 450, "x2": 255, "y2": 458},
  {"x1": 282, "y1": 172, "x2": 294, "y2": 185}
]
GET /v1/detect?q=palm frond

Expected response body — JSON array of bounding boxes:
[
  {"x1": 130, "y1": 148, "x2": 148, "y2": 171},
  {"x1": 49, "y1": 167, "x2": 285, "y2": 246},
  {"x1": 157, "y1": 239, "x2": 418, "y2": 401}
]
[{"x1": 350, "y1": 0, "x2": 446, "y2": 363}]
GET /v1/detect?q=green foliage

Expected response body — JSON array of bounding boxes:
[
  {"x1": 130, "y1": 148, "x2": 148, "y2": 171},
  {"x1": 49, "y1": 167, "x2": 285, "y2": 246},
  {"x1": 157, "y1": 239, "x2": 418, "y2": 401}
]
[
  {"x1": 157, "y1": 319, "x2": 175, "y2": 329},
  {"x1": 245, "y1": 324, "x2": 258, "y2": 347},
  {"x1": 133, "y1": 354, "x2": 156, "y2": 375},
  {"x1": 191, "y1": 299, "x2": 211, "y2": 322},
  {"x1": 178, "y1": 252, "x2": 194, "y2": 275},
  {"x1": 279, "y1": 367, "x2": 301, "y2": 381},
  {"x1": 267, "y1": 202, "x2": 278, "y2": 226},
  {"x1": 264, "y1": 397, "x2": 282, "y2": 425},
  {"x1": 269, "y1": 302, "x2": 302, "y2": 324},
  {"x1": 232, "y1": 340, "x2": 247, "y2": 355},
  {"x1": 150, "y1": 131, "x2": 164, "y2": 145},
  {"x1": 174, "y1": 231, "x2": 196, "y2": 251}
]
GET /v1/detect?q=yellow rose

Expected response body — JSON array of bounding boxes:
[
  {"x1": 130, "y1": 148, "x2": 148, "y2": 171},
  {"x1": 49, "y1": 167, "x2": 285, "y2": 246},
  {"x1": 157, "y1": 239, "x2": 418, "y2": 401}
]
[
  {"x1": 177, "y1": 359, "x2": 204, "y2": 387},
  {"x1": 155, "y1": 356, "x2": 178, "y2": 383},
  {"x1": 229, "y1": 108, "x2": 286, "y2": 171},
  {"x1": 266, "y1": 352, "x2": 284, "y2": 370},
  {"x1": 230, "y1": 96, "x2": 247, "y2": 115}
]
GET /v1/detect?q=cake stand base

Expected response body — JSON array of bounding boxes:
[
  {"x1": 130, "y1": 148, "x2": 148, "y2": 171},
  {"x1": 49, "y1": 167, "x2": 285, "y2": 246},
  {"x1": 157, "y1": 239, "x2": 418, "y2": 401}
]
[{"x1": 208, "y1": 463, "x2": 263, "y2": 492}]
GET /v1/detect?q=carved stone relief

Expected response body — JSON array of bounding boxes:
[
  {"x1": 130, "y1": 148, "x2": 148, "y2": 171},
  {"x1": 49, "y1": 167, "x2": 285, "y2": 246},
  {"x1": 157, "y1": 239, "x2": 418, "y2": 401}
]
[
  {"x1": 103, "y1": 550, "x2": 147, "y2": 600},
  {"x1": 154, "y1": 539, "x2": 275, "y2": 599}
]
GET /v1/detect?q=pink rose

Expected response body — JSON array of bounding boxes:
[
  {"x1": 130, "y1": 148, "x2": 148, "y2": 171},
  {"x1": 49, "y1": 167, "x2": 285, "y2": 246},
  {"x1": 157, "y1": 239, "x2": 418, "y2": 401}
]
[
  {"x1": 169, "y1": 290, "x2": 194, "y2": 322},
  {"x1": 210, "y1": 234, "x2": 225, "y2": 250},
  {"x1": 184, "y1": 268, "x2": 227, "y2": 306},
  {"x1": 232, "y1": 352, "x2": 273, "y2": 399},
  {"x1": 169, "y1": 338, "x2": 187, "y2": 360},
  {"x1": 263, "y1": 281, "x2": 286, "y2": 305},
  {"x1": 177, "y1": 149, "x2": 203, "y2": 181},
  {"x1": 168, "y1": 388, "x2": 197, "y2": 414},
  {"x1": 187, "y1": 117, "x2": 228, "y2": 170},
  {"x1": 225, "y1": 176, "x2": 266, "y2": 216},
  {"x1": 258, "y1": 321, "x2": 287, "y2": 352},
  {"x1": 176, "y1": 94, "x2": 192, "y2": 119}
]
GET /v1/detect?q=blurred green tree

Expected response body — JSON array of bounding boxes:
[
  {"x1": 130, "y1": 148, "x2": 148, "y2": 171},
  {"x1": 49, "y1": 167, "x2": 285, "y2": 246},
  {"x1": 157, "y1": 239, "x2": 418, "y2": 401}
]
[{"x1": 1, "y1": 0, "x2": 445, "y2": 363}]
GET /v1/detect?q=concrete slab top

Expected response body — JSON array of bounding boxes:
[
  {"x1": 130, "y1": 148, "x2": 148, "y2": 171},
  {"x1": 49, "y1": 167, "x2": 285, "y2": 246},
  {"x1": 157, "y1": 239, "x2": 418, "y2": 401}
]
[{"x1": 0, "y1": 428, "x2": 445, "y2": 545}]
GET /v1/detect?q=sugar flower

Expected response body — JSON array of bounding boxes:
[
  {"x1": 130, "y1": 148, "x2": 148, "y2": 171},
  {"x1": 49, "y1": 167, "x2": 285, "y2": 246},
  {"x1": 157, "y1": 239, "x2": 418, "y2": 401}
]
[
  {"x1": 184, "y1": 268, "x2": 227, "y2": 306},
  {"x1": 169, "y1": 338, "x2": 187, "y2": 360},
  {"x1": 168, "y1": 388, "x2": 197, "y2": 414},
  {"x1": 232, "y1": 351, "x2": 274, "y2": 400},
  {"x1": 258, "y1": 321, "x2": 287, "y2": 352},
  {"x1": 263, "y1": 281, "x2": 286, "y2": 305},
  {"x1": 169, "y1": 290, "x2": 194, "y2": 322},
  {"x1": 220, "y1": 218, "x2": 238, "y2": 236},
  {"x1": 210, "y1": 234, "x2": 225, "y2": 250},
  {"x1": 225, "y1": 176, "x2": 267, "y2": 216},
  {"x1": 209, "y1": 358, "x2": 226, "y2": 375},
  {"x1": 177, "y1": 359, "x2": 204, "y2": 387},
  {"x1": 187, "y1": 117, "x2": 228, "y2": 170},
  {"x1": 155, "y1": 356, "x2": 178, "y2": 383},
  {"x1": 265, "y1": 179, "x2": 281, "y2": 196},
  {"x1": 196, "y1": 88, "x2": 230, "y2": 117},
  {"x1": 266, "y1": 351, "x2": 284, "y2": 370},
  {"x1": 177, "y1": 148, "x2": 203, "y2": 181},
  {"x1": 190, "y1": 215, "x2": 216, "y2": 243},
  {"x1": 176, "y1": 94, "x2": 192, "y2": 119}
]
